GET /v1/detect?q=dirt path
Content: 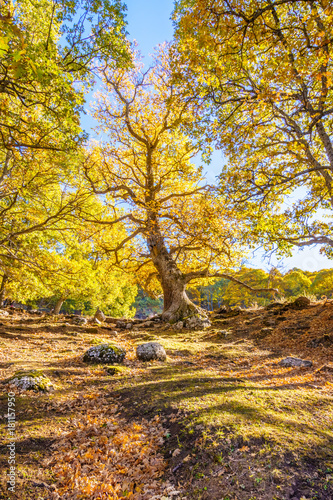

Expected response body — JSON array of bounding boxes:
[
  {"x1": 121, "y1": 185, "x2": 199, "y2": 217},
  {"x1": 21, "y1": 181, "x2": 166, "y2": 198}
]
[{"x1": 0, "y1": 306, "x2": 333, "y2": 499}]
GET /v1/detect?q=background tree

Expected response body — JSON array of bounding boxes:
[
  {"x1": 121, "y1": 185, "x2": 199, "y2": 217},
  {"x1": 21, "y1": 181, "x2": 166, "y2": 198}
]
[
  {"x1": 83, "y1": 48, "x2": 276, "y2": 324},
  {"x1": 310, "y1": 268, "x2": 333, "y2": 298},
  {"x1": 0, "y1": 0, "x2": 132, "y2": 310},
  {"x1": 173, "y1": 0, "x2": 333, "y2": 257},
  {"x1": 0, "y1": 0, "x2": 129, "y2": 152}
]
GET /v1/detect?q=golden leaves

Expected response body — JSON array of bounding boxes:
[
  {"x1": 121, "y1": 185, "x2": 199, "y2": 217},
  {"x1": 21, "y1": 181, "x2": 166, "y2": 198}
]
[{"x1": 47, "y1": 393, "x2": 174, "y2": 499}]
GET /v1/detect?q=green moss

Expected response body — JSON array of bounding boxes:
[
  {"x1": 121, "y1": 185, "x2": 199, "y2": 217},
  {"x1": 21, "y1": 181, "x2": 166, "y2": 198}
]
[{"x1": 104, "y1": 365, "x2": 129, "y2": 375}]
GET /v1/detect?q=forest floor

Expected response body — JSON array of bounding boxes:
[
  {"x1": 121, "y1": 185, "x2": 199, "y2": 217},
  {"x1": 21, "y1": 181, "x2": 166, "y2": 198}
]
[{"x1": 0, "y1": 301, "x2": 333, "y2": 500}]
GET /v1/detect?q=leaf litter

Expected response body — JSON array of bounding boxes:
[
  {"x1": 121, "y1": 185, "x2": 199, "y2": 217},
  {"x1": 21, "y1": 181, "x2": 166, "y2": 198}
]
[{"x1": 44, "y1": 392, "x2": 181, "y2": 499}]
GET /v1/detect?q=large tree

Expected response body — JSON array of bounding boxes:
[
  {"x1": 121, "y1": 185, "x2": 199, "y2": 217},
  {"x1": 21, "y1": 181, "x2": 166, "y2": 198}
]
[
  {"x1": 173, "y1": 0, "x2": 333, "y2": 257},
  {"x1": 0, "y1": 0, "x2": 129, "y2": 152},
  {"x1": 0, "y1": 0, "x2": 130, "y2": 289},
  {"x1": 82, "y1": 49, "x2": 276, "y2": 324}
]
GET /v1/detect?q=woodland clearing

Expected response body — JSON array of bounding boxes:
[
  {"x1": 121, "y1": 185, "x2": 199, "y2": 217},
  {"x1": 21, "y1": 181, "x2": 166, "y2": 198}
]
[{"x1": 0, "y1": 302, "x2": 332, "y2": 500}]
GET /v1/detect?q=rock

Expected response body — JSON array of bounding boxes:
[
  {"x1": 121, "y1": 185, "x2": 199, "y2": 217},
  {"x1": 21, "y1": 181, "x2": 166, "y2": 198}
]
[
  {"x1": 83, "y1": 343, "x2": 126, "y2": 364},
  {"x1": 185, "y1": 316, "x2": 211, "y2": 330},
  {"x1": 215, "y1": 306, "x2": 242, "y2": 318},
  {"x1": 289, "y1": 296, "x2": 311, "y2": 309},
  {"x1": 72, "y1": 316, "x2": 87, "y2": 325},
  {"x1": 138, "y1": 321, "x2": 155, "y2": 328},
  {"x1": 8, "y1": 370, "x2": 53, "y2": 392},
  {"x1": 94, "y1": 308, "x2": 106, "y2": 322},
  {"x1": 307, "y1": 334, "x2": 333, "y2": 348},
  {"x1": 136, "y1": 342, "x2": 167, "y2": 361},
  {"x1": 173, "y1": 321, "x2": 184, "y2": 331},
  {"x1": 278, "y1": 357, "x2": 313, "y2": 368},
  {"x1": 116, "y1": 320, "x2": 127, "y2": 329},
  {"x1": 126, "y1": 323, "x2": 133, "y2": 330}
]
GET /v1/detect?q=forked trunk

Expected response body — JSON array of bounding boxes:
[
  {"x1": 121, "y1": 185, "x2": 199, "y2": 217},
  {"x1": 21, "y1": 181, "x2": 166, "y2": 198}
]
[{"x1": 54, "y1": 297, "x2": 65, "y2": 315}]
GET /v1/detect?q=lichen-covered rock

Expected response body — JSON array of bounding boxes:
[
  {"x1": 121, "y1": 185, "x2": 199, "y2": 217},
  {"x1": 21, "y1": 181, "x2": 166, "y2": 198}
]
[
  {"x1": 278, "y1": 357, "x2": 313, "y2": 368},
  {"x1": 136, "y1": 342, "x2": 167, "y2": 361},
  {"x1": 8, "y1": 371, "x2": 53, "y2": 392},
  {"x1": 185, "y1": 316, "x2": 211, "y2": 330},
  {"x1": 83, "y1": 343, "x2": 126, "y2": 364},
  {"x1": 94, "y1": 308, "x2": 106, "y2": 322}
]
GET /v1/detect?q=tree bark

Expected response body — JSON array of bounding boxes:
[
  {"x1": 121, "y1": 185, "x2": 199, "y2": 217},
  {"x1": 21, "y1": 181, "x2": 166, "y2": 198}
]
[
  {"x1": 147, "y1": 224, "x2": 207, "y2": 323},
  {"x1": 0, "y1": 274, "x2": 8, "y2": 308},
  {"x1": 54, "y1": 297, "x2": 65, "y2": 315}
]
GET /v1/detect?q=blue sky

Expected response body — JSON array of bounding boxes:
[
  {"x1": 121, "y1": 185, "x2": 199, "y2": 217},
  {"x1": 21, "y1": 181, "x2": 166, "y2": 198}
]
[{"x1": 85, "y1": 0, "x2": 332, "y2": 273}]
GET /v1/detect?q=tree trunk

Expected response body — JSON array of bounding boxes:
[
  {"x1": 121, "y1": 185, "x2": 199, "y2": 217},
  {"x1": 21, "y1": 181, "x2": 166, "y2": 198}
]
[
  {"x1": 54, "y1": 297, "x2": 65, "y2": 315},
  {"x1": 0, "y1": 274, "x2": 8, "y2": 308},
  {"x1": 147, "y1": 227, "x2": 207, "y2": 324}
]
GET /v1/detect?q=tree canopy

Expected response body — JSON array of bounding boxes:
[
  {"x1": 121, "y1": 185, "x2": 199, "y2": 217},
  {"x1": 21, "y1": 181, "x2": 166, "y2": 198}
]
[{"x1": 173, "y1": 0, "x2": 333, "y2": 257}]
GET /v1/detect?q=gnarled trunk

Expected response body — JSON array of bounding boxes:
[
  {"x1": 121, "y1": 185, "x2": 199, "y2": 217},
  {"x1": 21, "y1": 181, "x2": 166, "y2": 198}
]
[
  {"x1": 54, "y1": 297, "x2": 65, "y2": 315},
  {"x1": 147, "y1": 227, "x2": 207, "y2": 324},
  {"x1": 160, "y1": 271, "x2": 201, "y2": 323}
]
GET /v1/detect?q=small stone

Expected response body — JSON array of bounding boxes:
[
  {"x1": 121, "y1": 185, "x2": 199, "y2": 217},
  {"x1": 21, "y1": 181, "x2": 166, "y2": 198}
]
[
  {"x1": 116, "y1": 321, "x2": 127, "y2": 329},
  {"x1": 77, "y1": 317, "x2": 87, "y2": 325},
  {"x1": 173, "y1": 321, "x2": 184, "y2": 330},
  {"x1": 94, "y1": 308, "x2": 106, "y2": 322},
  {"x1": 215, "y1": 305, "x2": 230, "y2": 314},
  {"x1": 126, "y1": 323, "x2": 133, "y2": 330},
  {"x1": 185, "y1": 316, "x2": 211, "y2": 330},
  {"x1": 139, "y1": 321, "x2": 155, "y2": 328},
  {"x1": 278, "y1": 357, "x2": 313, "y2": 368},
  {"x1": 136, "y1": 342, "x2": 167, "y2": 361},
  {"x1": 83, "y1": 343, "x2": 126, "y2": 364}
]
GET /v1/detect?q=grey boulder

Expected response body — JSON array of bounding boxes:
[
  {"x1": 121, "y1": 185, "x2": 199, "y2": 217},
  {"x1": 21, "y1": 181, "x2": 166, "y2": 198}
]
[
  {"x1": 136, "y1": 342, "x2": 167, "y2": 361},
  {"x1": 278, "y1": 357, "x2": 313, "y2": 368}
]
